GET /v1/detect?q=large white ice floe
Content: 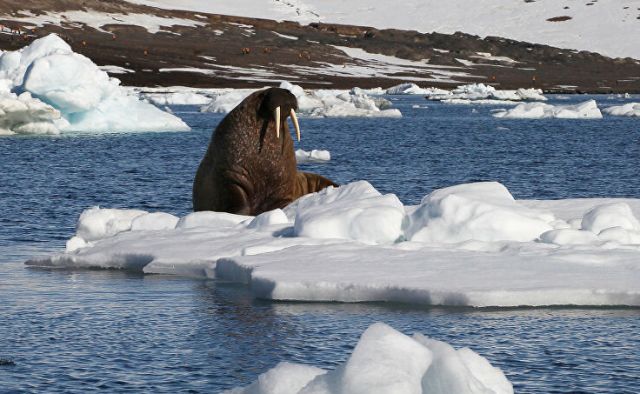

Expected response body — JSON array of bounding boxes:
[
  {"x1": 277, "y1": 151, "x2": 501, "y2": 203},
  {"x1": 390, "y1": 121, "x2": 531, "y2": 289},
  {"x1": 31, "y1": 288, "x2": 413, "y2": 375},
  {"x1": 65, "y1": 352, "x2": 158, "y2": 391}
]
[
  {"x1": 0, "y1": 34, "x2": 189, "y2": 135},
  {"x1": 28, "y1": 181, "x2": 640, "y2": 307},
  {"x1": 602, "y1": 103, "x2": 640, "y2": 117},
  {"x1": 493, "y1": 100, "x2": 603, "y2": 119},
  {"x1": 200, "y1": 81, "x2": 401, "y2": 118},
  {"x1": 226, "y1": 323, "x2": 512, "y2": 394}
]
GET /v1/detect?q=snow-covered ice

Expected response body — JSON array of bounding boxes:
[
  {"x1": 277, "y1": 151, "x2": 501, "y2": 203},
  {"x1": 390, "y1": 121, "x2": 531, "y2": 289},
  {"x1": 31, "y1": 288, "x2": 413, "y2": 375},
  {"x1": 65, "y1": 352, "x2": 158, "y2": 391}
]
[
  {"x1": 493, "y1": 100, "x2": 602, "y2": 119},
  {"x1": 0, "y1": 34, "x2": 189, "y2": 135},
  {"x1": 226, "y1": 322, "x2": 512, "y2": 394},
  {"x1": 425, "y1": 83, "x2": 546, "y2": 103},
  {"x1": 29, "y1": 181, "x2": 640, "y2": 307},
  {"x1": 603, "y1": 103, "x2": 640, "y2": 117},
  {"x1": 295, "y1": 149, "x2": 331, "y2": 164},
  {"x1": 200, "y1": 82, "x2": 401, "y2": 118},
  {"x1": 386, "y1": 83, "x2": 449, "y2": 96}
]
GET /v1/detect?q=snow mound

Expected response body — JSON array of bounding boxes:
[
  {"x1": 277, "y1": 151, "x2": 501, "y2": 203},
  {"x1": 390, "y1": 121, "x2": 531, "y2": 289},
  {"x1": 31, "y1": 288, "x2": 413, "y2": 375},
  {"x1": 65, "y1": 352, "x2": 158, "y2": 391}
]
[
  {"x1": 295, "y1": 149, "x2": 331, "y2": 164},
  {"x1": 0, "y1": 34, "x2": 189, "y2": 135},
  {"x1": 493, "y1": 100, "x2": 602, "y2": 119},
  {"x1": 404, "y1": 182, "x2": 555, "y2": 243},
  {"x1": 226, "y1": 323, "x2": 512, "y2": 394},
  {"x1": 200, "y1": 82, "x2": 401, "y2": 118},
  {"x1": 581, "y1": 203, "x2": 640, "y2": 234},
  {"x1": 426, "y1": 83, "x2": 546, "y2": 103},
  {"x1": 603, "y1": 103, "x2": 640, "y2": 117},
  {"x1": 27, "y1": 182, "x2": 640, "y2": 307},
  {"x1": 291, "y1": 181, "x2": 405, "y2": 245}
]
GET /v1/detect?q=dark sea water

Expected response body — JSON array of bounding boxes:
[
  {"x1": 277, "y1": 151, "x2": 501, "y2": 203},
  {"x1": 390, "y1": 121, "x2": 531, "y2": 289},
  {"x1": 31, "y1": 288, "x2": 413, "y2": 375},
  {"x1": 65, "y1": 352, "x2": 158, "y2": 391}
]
[{"x1": 1, "y1": 95, "x2": 639, "y2": 393}]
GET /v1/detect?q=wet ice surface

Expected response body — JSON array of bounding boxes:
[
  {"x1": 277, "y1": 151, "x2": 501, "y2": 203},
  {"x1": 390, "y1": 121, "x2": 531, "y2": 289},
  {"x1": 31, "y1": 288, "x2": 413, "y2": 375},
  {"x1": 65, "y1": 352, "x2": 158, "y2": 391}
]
[{"x1": 2, "y1": 95, "x2": 640, "y2": 392}]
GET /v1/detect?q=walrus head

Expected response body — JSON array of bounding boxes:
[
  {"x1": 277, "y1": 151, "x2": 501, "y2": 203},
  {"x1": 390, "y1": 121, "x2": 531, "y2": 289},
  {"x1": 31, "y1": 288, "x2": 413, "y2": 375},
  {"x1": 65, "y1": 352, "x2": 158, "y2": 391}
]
[{"x1": 258, "y1": 88, "x2": 301, "y2": 141}]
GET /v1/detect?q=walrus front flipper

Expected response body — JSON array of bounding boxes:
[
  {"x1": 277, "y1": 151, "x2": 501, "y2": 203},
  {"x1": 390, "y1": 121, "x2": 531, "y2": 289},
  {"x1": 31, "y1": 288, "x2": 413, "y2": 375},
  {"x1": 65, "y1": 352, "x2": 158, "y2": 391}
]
[{"x1": 293, "y1": 171, "x2": 338, "y2": 200}]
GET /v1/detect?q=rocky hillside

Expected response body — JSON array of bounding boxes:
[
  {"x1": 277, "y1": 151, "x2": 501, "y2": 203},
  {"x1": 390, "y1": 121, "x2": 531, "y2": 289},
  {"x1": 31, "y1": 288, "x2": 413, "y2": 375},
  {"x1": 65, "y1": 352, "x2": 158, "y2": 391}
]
[{"x1": 1, "y1": 0, "x2": 639, "y2": 92}]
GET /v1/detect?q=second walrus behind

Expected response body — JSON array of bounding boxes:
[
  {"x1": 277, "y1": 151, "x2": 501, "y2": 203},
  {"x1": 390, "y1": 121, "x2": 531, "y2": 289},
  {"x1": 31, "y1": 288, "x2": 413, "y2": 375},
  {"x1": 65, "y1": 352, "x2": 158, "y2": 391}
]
[{"x1": 193, "y1": 87, "x2": 337, "y2": 215}]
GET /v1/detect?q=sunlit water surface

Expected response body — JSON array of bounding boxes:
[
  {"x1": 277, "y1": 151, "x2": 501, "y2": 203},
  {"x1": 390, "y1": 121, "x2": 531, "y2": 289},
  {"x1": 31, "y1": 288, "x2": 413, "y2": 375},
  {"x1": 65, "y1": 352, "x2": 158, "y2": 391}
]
[{"x1": 1, "y1": 95, "x2": 639, "y2": 393}]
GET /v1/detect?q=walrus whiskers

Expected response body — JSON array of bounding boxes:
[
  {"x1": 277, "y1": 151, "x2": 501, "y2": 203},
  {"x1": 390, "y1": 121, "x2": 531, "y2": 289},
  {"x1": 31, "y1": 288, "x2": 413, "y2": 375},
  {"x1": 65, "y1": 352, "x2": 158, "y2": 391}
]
[
  {"x1": 275, "y1": 106, "x2": 281, "y2": 138},
  {"x1": 290, "y1": 109, "x2": 301, "y2": 141}
]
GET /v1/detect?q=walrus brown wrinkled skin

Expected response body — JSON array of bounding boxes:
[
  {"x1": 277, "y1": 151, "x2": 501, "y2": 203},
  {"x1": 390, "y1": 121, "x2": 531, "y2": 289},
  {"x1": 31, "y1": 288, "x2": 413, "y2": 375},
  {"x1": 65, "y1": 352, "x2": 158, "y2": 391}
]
[{"x1": 193, "y1": 87, "x2": 338, "y2": 215}]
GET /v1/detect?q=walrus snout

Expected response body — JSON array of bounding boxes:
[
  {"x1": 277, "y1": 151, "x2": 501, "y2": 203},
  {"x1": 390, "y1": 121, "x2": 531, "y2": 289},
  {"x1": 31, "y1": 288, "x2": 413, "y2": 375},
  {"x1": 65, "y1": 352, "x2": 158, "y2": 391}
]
[{"x1": 259, "y1": 88, "x2": 301, "y2": 141}]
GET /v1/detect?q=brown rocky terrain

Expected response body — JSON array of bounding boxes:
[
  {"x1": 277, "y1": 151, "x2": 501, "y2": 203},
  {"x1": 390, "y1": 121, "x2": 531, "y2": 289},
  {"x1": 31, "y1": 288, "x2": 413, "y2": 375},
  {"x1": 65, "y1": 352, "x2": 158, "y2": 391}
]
[{"x1": 1, "y1": 0, "x2": 639, "y2": 93}]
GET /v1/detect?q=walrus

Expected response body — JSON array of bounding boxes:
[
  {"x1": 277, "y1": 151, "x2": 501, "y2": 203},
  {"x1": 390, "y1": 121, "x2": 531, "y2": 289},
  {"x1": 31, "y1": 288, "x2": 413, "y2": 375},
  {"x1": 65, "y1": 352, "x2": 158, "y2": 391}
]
[{"x1": 193, "y1": 87, "x2": 337, "y2": 215}]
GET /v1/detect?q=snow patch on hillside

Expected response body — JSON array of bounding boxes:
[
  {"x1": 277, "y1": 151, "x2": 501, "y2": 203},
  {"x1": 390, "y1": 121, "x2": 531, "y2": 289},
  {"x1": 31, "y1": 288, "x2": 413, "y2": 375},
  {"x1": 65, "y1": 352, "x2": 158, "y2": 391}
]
[{"x1": 125, "y1": 0, "x2": 640, "y2": 59}]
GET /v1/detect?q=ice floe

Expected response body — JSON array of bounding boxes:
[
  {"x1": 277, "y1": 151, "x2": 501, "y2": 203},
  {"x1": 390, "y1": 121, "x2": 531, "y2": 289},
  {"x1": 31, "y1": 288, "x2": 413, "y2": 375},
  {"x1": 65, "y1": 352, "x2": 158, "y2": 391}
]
[
  {"x1": 226, "y1": 323, "x2": 513, "y2": 394},
  {"x1": 425, "y1": 83, "x2": 546, "y2": 103},
  {"x1": 602, "y1": 103, "x2": 640, "y2": 117},
  {"x1": 139, "y1": 91, "x2": 212, "y2": 106},
  {"x1": 200, "y1": 82, "x2": 401, "y2": 118},
  {"x1": 29, "y1": 181, "x2": 640, "y2": 307},
  {"x1": 295, "y1": 149, "x2": 331, "y2": 164},
  {"x1": 493, "y1": 100, "x2": 603, "y2": 119},
  {"x1": 0, "y1": 34, "x2": 189, "y2": 135}
]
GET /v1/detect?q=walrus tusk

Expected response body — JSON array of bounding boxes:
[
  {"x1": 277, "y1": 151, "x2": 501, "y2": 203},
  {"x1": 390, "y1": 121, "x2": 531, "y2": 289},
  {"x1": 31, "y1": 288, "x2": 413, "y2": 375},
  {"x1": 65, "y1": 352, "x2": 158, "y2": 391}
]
[
  {"x1": 290, "y1": 109, "x2": 301, "y2": 141},
  {"x1": 274, "y1": 106, "x2": 280, "y2": 138}
]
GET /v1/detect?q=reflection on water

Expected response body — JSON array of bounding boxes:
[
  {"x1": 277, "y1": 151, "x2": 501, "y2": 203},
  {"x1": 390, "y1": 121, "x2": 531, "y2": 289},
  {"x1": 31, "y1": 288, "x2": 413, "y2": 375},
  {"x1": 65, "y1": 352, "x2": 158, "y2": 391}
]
[{"x1": 2, "y1": 95, "x2": 640, "y2": 393}]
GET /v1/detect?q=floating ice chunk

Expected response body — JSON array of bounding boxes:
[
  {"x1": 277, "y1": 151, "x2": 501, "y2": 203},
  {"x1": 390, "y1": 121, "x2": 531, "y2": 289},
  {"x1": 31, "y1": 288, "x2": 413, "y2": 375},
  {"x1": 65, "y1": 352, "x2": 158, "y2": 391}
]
[
  {"x1": 200, "y1": 82, "x2": 400, "y2": 118},
  {"x1": 75, "y1": 207, "x2": 148, "y2": 242},
  {"x1": 225, "y1": 362, "x2": 326, "y2": 394},
  {"x1": 301, "y1": 323, "x2": 432, "y2": 394},
  {"x1": 493, "y1": 100, "x2": 602, "y2": 119},
  {"x1": 130, "y1": 212, "x2": 179, "y2": 231},
  {"x1": 386, "y1": 83, "x2": 448, "y2": 96},
  {"x1": 405, "y1": 182, "x2": 555, "y2": 243},
  {"x1": 0, "y1": 90, "x2": 66, "y2": 135},
  {"x1": 199, "y1": 89, "x2": 253, "y2": 113},
  {"x1": 227, "y1": 323, "x2": 512, "y2": 394},
  {"x1": 351, "y1": 86, "x2": 386, "y2": 95},
  {"x1": 415, "y1": 334, "x2": 513, "y2": 394},
  {"x1": 426, "y1": 83, "x2": 546, "y2": 103},
  {"x1": 602, "y1": 103, "x2": 640, "y2": 117},
  {"x1": 142, "y1": 91, "x2": 212, "y2": 106},
  {"x1": 176, "y1": 211, "x2": 251, "y2": 229},
  {"x1": 0, "y1": 34, "x2": 189, "y2": 134},
  {"x1": 295, "y1": 149, "x2": 331, "y2": 164},
  {"x1": 581, "y1": 203, "x2": 640, "y2": 233},
  {"x1": 292, "y1": 181, "x2": 405, "y2": 245},
  {"x1": 539, "y1": 229, "x2": 600, "y2": 245},
  {"x1": 281, "y1": 81, "x2": 401, "y2": 118}
]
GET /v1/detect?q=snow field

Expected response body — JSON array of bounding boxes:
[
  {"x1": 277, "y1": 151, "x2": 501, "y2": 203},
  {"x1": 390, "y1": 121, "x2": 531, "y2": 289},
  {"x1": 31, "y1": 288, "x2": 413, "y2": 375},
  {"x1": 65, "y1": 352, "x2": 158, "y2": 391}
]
[{"x1": 29, "y1": 181, "x2": 640, "y2": 307}]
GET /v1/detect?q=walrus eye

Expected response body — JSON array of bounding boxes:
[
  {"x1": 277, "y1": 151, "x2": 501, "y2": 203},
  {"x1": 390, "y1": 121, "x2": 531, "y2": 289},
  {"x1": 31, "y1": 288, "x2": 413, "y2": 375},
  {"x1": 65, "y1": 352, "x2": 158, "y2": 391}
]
[
  {"x1": 274, "y1": 106, "x2": 281, "y2": 138},
  {"x1": 290, "y1": 109, "x2": 301, "y2": 142}
]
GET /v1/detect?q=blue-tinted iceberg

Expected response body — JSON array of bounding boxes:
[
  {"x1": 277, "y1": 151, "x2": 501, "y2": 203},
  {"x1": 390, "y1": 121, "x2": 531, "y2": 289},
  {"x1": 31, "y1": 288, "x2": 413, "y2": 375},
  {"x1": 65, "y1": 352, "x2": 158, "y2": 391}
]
[{"x1": 0, "y1": 34, "x2": 189, "y2": 135}]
